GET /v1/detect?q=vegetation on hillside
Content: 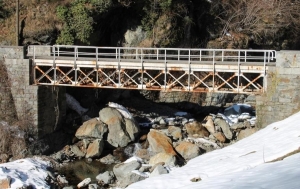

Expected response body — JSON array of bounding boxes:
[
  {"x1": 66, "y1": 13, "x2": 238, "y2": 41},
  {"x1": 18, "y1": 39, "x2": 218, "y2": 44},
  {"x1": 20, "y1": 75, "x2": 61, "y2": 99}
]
[{"x1": 0, "y1": 0, "x2": 300, "y2": 49}]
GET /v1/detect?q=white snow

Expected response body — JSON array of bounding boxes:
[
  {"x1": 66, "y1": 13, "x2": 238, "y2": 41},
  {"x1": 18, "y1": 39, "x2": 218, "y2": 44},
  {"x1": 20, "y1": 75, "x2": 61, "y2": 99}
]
[
  {"x1": 108, "y1": 102, "x2": 133, "y2": 119},
  {"x1": 127, "y1": 111, "x2": 300, "y2": 189},
  {"x1": 0, "y1": 158, "x2": 51, "y2": 188}
]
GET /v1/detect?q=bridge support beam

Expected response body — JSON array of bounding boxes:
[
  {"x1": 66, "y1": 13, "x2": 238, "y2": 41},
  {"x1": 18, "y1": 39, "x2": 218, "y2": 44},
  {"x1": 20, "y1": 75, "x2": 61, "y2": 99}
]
[
  {"x1": 0, "y1": 46, "x2": 66, "y2": 138},
  {"x1": 256, "y1": 51, "x2": 300, "y2": 128}
]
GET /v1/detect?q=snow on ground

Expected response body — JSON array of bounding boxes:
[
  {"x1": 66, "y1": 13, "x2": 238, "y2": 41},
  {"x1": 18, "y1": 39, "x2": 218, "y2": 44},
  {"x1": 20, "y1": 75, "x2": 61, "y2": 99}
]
[
  {"x1": 127, "y1": 111, "x2": 300, "y2": 189},
  {"x1": 0, "y1": 158, "x2": 51, "y2": 189}
]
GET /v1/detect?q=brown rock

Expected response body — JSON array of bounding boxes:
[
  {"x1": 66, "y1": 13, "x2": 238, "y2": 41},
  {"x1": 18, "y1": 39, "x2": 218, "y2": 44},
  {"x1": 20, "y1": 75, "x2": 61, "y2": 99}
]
[
  {"x1": 237, "y1": 128, "x2": 257, "y2": 140},
  {"x1": 147, "y1": 129, "x2": 177, "y2": 156},
  {"x1": 185, "y1": 121, "x2": 209, "y2": 138},
  {"x1": 0, "y1": 176, "x2": 10, "y2": 189},
  {"x1": 86, "y1": 139, "x2": 104, "y2": 158},
  {"x1": 149, "y1": 152, "x2": 176, "y2": 167},
  {"x1": 203, "y1": 118, "x2": 215, "y2": 134},
  {"x1": 135, "y1": 149, "x2": 151, "y2": 161},
  {"x1": 75, "y1": 118, "x2": 108, "y2": 139},
  {"x1": 168, "y1": 126, "x2": 182, "y2": 140},
  {"x1": 175, "y1": 141, "x2": 201, "y2": 160},
  {"x1": 213, "y1": 132, "x2": 226, "y2": 143}
]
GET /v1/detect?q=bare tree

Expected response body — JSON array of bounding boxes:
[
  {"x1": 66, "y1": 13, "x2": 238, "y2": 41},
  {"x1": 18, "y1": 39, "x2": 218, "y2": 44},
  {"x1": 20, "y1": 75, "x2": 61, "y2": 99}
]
[{"x1": 211, "y1": 0, "x2": 300, "y2": 44}]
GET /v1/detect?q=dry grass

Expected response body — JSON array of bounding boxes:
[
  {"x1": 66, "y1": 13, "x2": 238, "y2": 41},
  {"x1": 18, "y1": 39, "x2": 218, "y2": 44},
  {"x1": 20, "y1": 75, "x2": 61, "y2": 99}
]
[
  {"x1": 267, "y1": 147, "x2": 300, "y2": 163},
  {"x1": 0, "y1": 0, "x2": 73, "y2": 45}
]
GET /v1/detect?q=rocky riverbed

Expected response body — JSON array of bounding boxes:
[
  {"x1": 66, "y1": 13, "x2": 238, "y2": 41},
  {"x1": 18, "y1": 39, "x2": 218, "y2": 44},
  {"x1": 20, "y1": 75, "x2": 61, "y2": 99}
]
[
  {"x1": 46, "y1": 94, "x2": 257, "y2": 188},
  {"x1": 0, "y1": 90, "x2": 258, "y2": 188}
]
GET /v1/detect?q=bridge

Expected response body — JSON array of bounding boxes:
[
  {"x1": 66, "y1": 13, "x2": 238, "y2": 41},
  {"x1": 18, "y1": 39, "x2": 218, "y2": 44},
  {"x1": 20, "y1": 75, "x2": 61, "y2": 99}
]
[{"x1": 27, "y1": 45, "x2": 276, "y2": 94}]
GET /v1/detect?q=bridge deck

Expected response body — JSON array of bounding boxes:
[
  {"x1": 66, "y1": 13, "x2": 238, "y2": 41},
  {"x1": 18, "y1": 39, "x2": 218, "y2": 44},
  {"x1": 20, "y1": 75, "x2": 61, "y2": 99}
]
[{"x1": 28, "y1": 45, "x2": 276, "y2": 94}]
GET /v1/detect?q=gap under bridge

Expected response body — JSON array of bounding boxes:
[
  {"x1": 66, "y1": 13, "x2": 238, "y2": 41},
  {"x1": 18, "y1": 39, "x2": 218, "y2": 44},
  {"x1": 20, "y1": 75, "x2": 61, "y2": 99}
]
[{"x1": 27, "y1": 45, "x2": 276, "y2": 94}]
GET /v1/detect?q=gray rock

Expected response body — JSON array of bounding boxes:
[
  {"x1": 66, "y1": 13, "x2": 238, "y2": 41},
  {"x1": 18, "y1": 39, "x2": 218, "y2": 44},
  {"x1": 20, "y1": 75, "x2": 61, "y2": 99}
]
[
  {"x1": 57, "y1": 175, "x2": 68, "y2": 186},
  {"x1": 70, "y1": 145, "x2": 85, "y2": 158},
  {"x1": 149, "y1": 164, "x2": 168, "y2": 177},
  {"x1": 231, "y1": 122, "x2": 246, "y2": 130},
  {"x1": 125, "y1": 118, "x2": 140, "y2": 141},
  {"x1": 214, "y1": 118, "x2": 233, "y2": 140},
  {"x1": 99, "y1": 107, "x2": 131, "y2": 147},
  {"x1": 89, "y1": 184, "x2": 100, "y2": 189},
  {"x1": 96, "y1": 171, "x2": 115, "y2": 185},
  {"x1": 75, "y1": 118, "x2": 108, "y2": 140},
  {"x1": 86, "y1": 139, "x2": 104, "y2": 158},
  {"x1": 100, "y1": 154, "x2": 121, "y2": 164},
  {"x1": 139, "y1": 165, "x2": 152, "y2": 173},
  {"x1": 88, "y1": 184, "x2": 100, "y2": 189},
  {"x1": 77, "y1": 178, "x2": 91, "y2": 188},
  {"x1": 117, "y1": 171, "x2": 146, "y2": 188},
  {"x1": 113, "y1": 160, "x2": 142, "y2": 180}
]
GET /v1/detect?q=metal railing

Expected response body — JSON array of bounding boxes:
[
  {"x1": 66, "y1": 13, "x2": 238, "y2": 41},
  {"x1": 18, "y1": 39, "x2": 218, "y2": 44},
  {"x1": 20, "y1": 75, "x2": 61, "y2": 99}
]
[{"x1": 28, "y1": 45, "x2": 276, "y2": 64}]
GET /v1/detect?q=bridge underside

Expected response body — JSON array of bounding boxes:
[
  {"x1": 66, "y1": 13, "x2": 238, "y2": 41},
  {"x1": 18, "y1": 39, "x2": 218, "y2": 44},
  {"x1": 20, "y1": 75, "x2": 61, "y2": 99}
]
[{"x1": 32, "y1": 58, "x2": 268, "y2": 94}]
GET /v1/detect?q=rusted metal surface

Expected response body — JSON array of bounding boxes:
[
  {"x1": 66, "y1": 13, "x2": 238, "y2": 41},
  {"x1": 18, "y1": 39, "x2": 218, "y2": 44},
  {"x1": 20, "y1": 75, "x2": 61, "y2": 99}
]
[{"x1": 27, "y1": 45, "x2": 276, "y2": 94}]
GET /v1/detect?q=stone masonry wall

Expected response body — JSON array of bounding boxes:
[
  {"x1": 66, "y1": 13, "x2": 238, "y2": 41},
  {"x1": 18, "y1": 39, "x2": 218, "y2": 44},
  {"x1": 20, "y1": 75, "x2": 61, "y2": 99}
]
[
  {"x1": 256, "y1": 51, "x2": 300, "y2": 128},
  {"x1": 0, "y1": 46, "x2": 66, "y2": 138}
]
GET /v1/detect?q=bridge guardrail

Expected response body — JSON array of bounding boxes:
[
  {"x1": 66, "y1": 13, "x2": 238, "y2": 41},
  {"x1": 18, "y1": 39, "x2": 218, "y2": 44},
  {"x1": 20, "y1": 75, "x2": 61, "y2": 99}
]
[{"x1": 27, "y1": 45, "x2": 276, "y2": 65}]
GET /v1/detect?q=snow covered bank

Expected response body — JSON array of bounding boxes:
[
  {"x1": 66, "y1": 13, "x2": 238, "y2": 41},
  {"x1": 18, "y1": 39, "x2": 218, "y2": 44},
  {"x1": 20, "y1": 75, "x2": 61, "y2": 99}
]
[
  {"x1": 0, "y1": 158, "x2": 51, "y2": 188},
  {"x1": 127, "y1": 111, "x2": 300, "y2": 189}
]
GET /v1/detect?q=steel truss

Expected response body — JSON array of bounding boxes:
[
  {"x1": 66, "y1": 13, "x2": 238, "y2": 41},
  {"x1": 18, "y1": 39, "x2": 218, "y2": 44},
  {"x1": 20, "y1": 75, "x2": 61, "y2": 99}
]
[{"x1": 28, "y1": 45, "x2": 276, "y2": 94}]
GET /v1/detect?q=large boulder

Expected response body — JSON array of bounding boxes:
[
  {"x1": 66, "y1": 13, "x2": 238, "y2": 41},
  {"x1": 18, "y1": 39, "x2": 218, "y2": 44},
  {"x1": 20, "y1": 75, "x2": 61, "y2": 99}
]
[
  {"x1": 202, "y1": 117, "x2": 216, "y2": 134},
  {"x1": 147, "y1": 129, "x2": 177, "y2": 155},
  {"x1": 99, "y1": 107, "x2": 131, "y2": 147},
  {"x1": 75, "y1": 118, "x2": 108, "y2": 140},
  {"x1": 175, "y1": 141, "x2": 201, "y2": 160}
]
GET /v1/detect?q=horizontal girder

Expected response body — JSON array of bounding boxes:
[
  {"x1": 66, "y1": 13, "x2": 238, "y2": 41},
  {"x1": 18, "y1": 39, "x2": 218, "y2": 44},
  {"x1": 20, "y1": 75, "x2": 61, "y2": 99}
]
[{"x1": 28, "y1": 45, "x2": 276, "y2": 94}]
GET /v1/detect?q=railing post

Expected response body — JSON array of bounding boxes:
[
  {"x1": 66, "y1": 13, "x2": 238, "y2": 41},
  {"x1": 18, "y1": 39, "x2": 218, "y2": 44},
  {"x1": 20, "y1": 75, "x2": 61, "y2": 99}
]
[
  {"x1": 157, "y1": 49, "x2": 159, "y2": 60},
  {"x1": 164, "y1": 49, "x2": 167, "y2": 90},
  {"x1": 188, "y1": 49, "x2": 191, "y2": 91},
  {"x1": 96, "y1": 47, "x2": 99, "y2": 86},
  {"x1": 74, "y1": 46, "x2": 77, "y2": 86},
  {"x1": 33, "y1": 46, "x2": 36, "y2": 84},
  {"x1": 118, "y1": 48, "x2": 121, "y2": 88},
  {"x1": 53, "y1": 45, "x2": 56, "y2": 85},
  {"x1": 263, "y1": 51, "x2": 267, "y2": 93},
  {"x1": 141, "y1": 49, "x2": 144, "y2": 90},
  {"x1": 238, "y1": 51, "x2": 240, "y2": 93},
  {"x1": 212, "y1": 50, "x2": 215, "y2": 92},
  {"x1": 178, "y1": 50, "x2": 180, "y2": 61}
]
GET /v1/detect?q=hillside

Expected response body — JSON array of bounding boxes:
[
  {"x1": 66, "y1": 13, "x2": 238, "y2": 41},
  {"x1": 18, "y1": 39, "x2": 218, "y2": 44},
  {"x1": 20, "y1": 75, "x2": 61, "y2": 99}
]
[{"x1": 1, "y1": 0, "x2": 300, "y2": 49}]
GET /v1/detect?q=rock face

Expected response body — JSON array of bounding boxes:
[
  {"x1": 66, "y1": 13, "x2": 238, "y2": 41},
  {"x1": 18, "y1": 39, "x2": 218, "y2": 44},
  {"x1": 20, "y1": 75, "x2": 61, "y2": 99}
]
[
  {"x1": 147, "y1": 129, "x2": 177, "y2": 155},
  {"x1": 237, "y1": 128, "x2": 257, "y2": 140}
]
